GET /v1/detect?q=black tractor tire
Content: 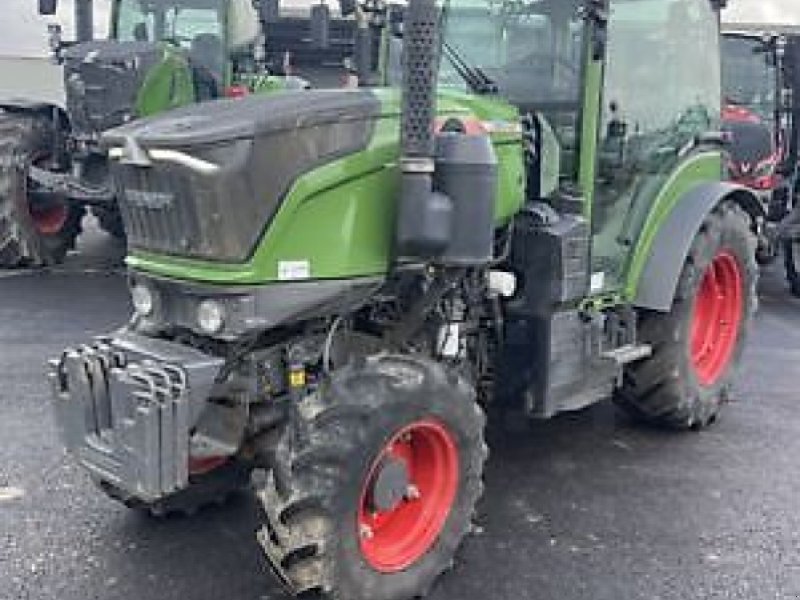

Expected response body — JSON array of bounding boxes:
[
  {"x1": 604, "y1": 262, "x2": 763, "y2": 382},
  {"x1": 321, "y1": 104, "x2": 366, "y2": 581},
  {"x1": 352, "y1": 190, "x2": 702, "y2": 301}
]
[
  {"x1": 254, "y1": 354, "x2": 487, "y2": 600},
  {"x1": 785, "y1": 239, "x2": 800, "y2": 298},
  {"x1": 98, "y1": 459, "x2": 252, "y2": 518},
  {"x1": 615, "y1": 201, "x2": 758, "y2": 429},
  {"x1": 0, "y1": 111, "x2": 83, "y2": 267},
  {"x1": 93, "y1": 206, "x2": 126, "y2": 240}
]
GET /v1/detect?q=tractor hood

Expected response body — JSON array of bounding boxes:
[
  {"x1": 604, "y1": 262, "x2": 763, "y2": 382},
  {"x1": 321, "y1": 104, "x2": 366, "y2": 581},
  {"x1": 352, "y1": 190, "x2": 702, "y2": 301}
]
[
  {"x1": 104, "y1": 90, "x2": 382, "y2": 263},
  {"x1": 105, "y1": 88, "x2": 382, "y2": 147},
  {"x1": 62, "y1": 40, "x2": 163, "y2": 135}
]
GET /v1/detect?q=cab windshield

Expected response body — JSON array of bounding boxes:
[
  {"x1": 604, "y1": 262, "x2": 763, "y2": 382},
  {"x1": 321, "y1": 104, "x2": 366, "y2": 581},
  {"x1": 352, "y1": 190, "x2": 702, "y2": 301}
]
[
  {"x1": 440, "y1": 0, "x2": 584, "y2": 108},
  {"x1": 722, "y1": 35, "x2": 777, "y2": 121},
  {"x1": 114, "y1": 0, "x2": 225, "y2": 46}
]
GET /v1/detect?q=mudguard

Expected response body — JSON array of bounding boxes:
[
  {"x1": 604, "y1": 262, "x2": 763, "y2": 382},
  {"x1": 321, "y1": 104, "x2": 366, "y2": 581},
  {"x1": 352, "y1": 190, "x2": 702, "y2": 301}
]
[{"x1": 634, "y1": 181, "x2": 761, "y2": 312}]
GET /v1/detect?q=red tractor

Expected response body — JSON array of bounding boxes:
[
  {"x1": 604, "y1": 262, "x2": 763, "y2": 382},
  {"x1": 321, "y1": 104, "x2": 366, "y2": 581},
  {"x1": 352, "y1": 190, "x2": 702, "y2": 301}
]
[{"x1": 722, "y1": 29, "x2": 800, "y2": 294}]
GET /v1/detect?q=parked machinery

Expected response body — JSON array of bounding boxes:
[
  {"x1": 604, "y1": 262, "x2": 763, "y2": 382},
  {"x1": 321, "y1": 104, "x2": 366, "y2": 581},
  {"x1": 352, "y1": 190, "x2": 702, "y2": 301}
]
[
  {"x1": 49, "y1": 1, "x2": 759, "y2": 598},
  {"x1": 721, "y1": 28, "x2": 800, "y2": 294}
]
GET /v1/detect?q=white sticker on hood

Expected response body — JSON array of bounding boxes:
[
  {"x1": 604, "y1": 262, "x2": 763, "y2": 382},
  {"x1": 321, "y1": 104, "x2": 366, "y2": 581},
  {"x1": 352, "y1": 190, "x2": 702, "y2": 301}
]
[
  {"x1": 590, "y1": 271, "x2": 605, "y2": 293},
  {"x1": 279, "y1": 260, "x2": 311, "y2": 281}
]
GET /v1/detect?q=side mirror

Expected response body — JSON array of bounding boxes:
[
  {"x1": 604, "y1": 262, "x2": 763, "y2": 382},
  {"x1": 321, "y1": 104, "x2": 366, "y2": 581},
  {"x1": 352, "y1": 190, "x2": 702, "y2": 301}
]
[
  {"x1": 38, "y1": 0, "x2": 58, "y2": 16},
  {"x1": 310, "y1": 3, "x2": 331, "y2": 50}
]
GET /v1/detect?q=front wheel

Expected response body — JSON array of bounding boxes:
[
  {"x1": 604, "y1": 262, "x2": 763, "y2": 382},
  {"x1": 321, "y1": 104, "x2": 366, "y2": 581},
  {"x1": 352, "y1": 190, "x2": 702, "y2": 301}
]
[
  {"x1": 616, "y1": 201, "x2": 758, "y2": 429},
  {"x1": 255, "y1": 355, "x2": 487, "y2": 600}
]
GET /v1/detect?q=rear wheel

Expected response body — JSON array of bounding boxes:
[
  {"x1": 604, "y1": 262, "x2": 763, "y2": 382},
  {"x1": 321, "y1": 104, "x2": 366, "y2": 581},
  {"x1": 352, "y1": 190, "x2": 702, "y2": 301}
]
[
  {"x1": 255, "y1": 354, "x2": 486, "y2": 600},
  {"x1": 616, "y1": 201, "x2": 757, "y2": 429},
  {"x1": 0, "y1": 111, "x2": 83, "y2": 267}
]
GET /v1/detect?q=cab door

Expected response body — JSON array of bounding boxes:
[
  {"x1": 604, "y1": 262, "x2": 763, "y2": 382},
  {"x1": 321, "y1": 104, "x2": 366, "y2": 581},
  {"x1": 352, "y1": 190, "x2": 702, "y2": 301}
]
[{"x1": 590, "y1": 0, "x2": 722, "y2": 293}]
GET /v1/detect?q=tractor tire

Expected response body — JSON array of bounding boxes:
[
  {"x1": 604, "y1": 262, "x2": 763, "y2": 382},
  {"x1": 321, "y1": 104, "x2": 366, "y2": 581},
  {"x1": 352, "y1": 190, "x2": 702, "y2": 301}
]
[
  {"x1": 0, "y1": 111, "x2": 83, "y2": 267},
  {"x1": 784, "y1": 239, "x2": 800, "y2": 298},
  {"x1": 98, "y1": 459, "x2": 252, "y2": 518},
  {"x1": 254, "y1": 354, "x2": 487, "y2": 600},
  {"x1": 615, "y1": 201, "x2": 757, "y2": 429}
]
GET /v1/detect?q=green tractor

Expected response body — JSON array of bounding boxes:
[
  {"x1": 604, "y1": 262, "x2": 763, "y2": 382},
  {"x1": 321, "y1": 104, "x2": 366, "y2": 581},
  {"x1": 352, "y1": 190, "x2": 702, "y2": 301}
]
[
  {"x1": 0, "y1": 0, "x2": 400, "y2": 267},
  {"x1": 49, "y1": 0, "x2": 758, "y2": 598}
]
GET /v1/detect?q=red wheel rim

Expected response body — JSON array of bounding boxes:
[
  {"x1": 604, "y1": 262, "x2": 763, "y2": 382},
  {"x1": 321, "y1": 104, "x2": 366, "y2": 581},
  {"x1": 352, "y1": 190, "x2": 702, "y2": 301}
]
[
  {"x1": 25, "y1": 152, "x2": 68, "y2": 235},
  {"x1": 358, "y1": 420, "x2": 459, "y2": 573},
  {"x1": 29, "y1": 203, "x2": 69, "y2": 235},
  {"x1": 690, "y1": 251, "x2": 744, "y2": 386}
]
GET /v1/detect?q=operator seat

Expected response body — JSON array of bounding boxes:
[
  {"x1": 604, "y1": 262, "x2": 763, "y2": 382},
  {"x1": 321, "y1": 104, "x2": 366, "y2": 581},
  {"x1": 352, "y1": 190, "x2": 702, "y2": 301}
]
[{"x1": 190, "y1": 33, "x2": 225, "y2": 100}]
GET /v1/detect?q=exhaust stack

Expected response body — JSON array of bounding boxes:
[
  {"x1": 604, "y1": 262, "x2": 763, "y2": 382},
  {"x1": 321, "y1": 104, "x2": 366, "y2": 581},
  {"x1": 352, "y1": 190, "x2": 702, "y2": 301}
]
[
  {"x1": 395, "y1": 0, "x2": 450, "y2": 259},
  {"x1": 75, "y1": 0, "x2": 94, "y2": 42},
  {"x1": 395, "y1": 0, "x2": 498, "y2": 266}
]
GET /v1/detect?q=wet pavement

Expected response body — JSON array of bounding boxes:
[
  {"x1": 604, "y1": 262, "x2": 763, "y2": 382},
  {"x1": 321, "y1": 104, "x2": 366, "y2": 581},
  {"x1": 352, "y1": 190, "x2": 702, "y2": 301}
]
[{"x1": 2, "y1": 223, "x2": 800, "y2": 600}]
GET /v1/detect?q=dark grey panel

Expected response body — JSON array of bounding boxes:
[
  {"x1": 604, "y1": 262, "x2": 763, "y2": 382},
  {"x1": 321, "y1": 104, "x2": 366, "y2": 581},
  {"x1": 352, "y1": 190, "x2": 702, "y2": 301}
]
[
  {"x1": 108, "y1": 91, "x2": 381, "y2": 262},
  {"x1": 132, "y1": 274, "x2": 384, "y2": 339}
]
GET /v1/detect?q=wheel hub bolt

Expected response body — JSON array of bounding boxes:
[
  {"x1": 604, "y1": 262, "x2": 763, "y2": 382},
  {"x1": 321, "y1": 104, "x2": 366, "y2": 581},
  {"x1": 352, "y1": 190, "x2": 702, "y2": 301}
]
[
  {"x1": 405, "y1": 484, "x2": 421, "y2": 500},
  {"x1": 360, "y1": 524, "x2": 374, "y2": 540}
]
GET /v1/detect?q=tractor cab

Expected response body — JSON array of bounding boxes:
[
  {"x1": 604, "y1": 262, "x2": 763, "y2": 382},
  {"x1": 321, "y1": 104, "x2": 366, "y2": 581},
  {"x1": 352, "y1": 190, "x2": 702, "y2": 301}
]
[
  {"x1": 110, "y1": 0, "x2": 261, "y2": 97},
  {"x1": 440, "y1": 0, "x2": 722, "y2": 293}
]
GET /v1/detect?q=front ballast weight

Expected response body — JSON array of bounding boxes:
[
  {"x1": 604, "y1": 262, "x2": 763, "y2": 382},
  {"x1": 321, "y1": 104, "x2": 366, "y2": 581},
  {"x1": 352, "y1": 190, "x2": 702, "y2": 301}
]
[{"x1": 48, "y1": 331, "x2": 224, "y2": 502}]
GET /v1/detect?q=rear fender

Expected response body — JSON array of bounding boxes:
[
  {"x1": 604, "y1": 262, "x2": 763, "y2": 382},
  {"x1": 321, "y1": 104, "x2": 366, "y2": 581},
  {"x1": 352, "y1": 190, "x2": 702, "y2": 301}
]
[{"x1": 633, "y1": 182, "x2": 761, "y2": 312}]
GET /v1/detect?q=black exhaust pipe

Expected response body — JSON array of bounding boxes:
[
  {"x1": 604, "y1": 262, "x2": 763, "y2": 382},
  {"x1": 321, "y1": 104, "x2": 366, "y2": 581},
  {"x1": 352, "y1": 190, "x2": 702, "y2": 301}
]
[
  {"x1": 395, "y1": 0, "x2": 498, "y2": 266},
  {"x1": 394, "y1": 0, "x2": 451, "y2": 259},
  {"x1": 75, "y1": 0, "x2": 94, "y2": 42}
]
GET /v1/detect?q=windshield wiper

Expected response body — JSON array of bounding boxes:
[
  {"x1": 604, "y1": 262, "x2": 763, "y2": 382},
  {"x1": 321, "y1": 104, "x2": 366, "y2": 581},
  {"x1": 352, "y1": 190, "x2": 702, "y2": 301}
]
[{"x1": 442, "y1": 41, "x2": 499, "y2": 95}]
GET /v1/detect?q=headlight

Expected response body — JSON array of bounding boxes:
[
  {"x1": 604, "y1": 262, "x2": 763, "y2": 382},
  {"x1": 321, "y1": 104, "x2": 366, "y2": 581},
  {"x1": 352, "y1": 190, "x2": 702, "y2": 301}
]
[
  {"x1": 131, "y1": 284, "x2": 155, "y2": 317},
  {"x1": 197, "y1": 299, "x2": 225, "y2": 334}
]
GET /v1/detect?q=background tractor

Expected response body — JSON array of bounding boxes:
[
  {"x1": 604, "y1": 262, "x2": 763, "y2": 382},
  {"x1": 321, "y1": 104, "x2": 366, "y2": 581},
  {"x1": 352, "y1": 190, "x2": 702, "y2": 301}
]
[
  {"x1": 49, "y1": 0, "x2": 759, "y2": 598},
  {"x1": 0, "y1": 0, "x2": 402, "y2": 267},
  {"x1": 721, "y1": 28, "x2": 800, "y2": 294}
]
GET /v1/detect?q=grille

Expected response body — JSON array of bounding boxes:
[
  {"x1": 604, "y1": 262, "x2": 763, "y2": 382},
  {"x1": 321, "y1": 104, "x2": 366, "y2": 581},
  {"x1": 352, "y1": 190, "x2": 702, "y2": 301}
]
[{"x1": 114, "y1": 163, "x2": 205, "y2": 257}]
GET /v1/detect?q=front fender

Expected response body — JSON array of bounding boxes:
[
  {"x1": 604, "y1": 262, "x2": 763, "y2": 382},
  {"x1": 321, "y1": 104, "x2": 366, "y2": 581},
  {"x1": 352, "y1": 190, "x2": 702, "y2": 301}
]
[{"x1": 633, "y1": 181, "x2": 761, "y2": 312}]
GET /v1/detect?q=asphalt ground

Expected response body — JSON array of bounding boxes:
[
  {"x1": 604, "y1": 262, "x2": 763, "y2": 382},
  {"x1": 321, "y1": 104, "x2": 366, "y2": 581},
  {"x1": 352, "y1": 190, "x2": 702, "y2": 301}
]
[{"x1": 2, "y1": 224, "x2": 800, "y2": 600}]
